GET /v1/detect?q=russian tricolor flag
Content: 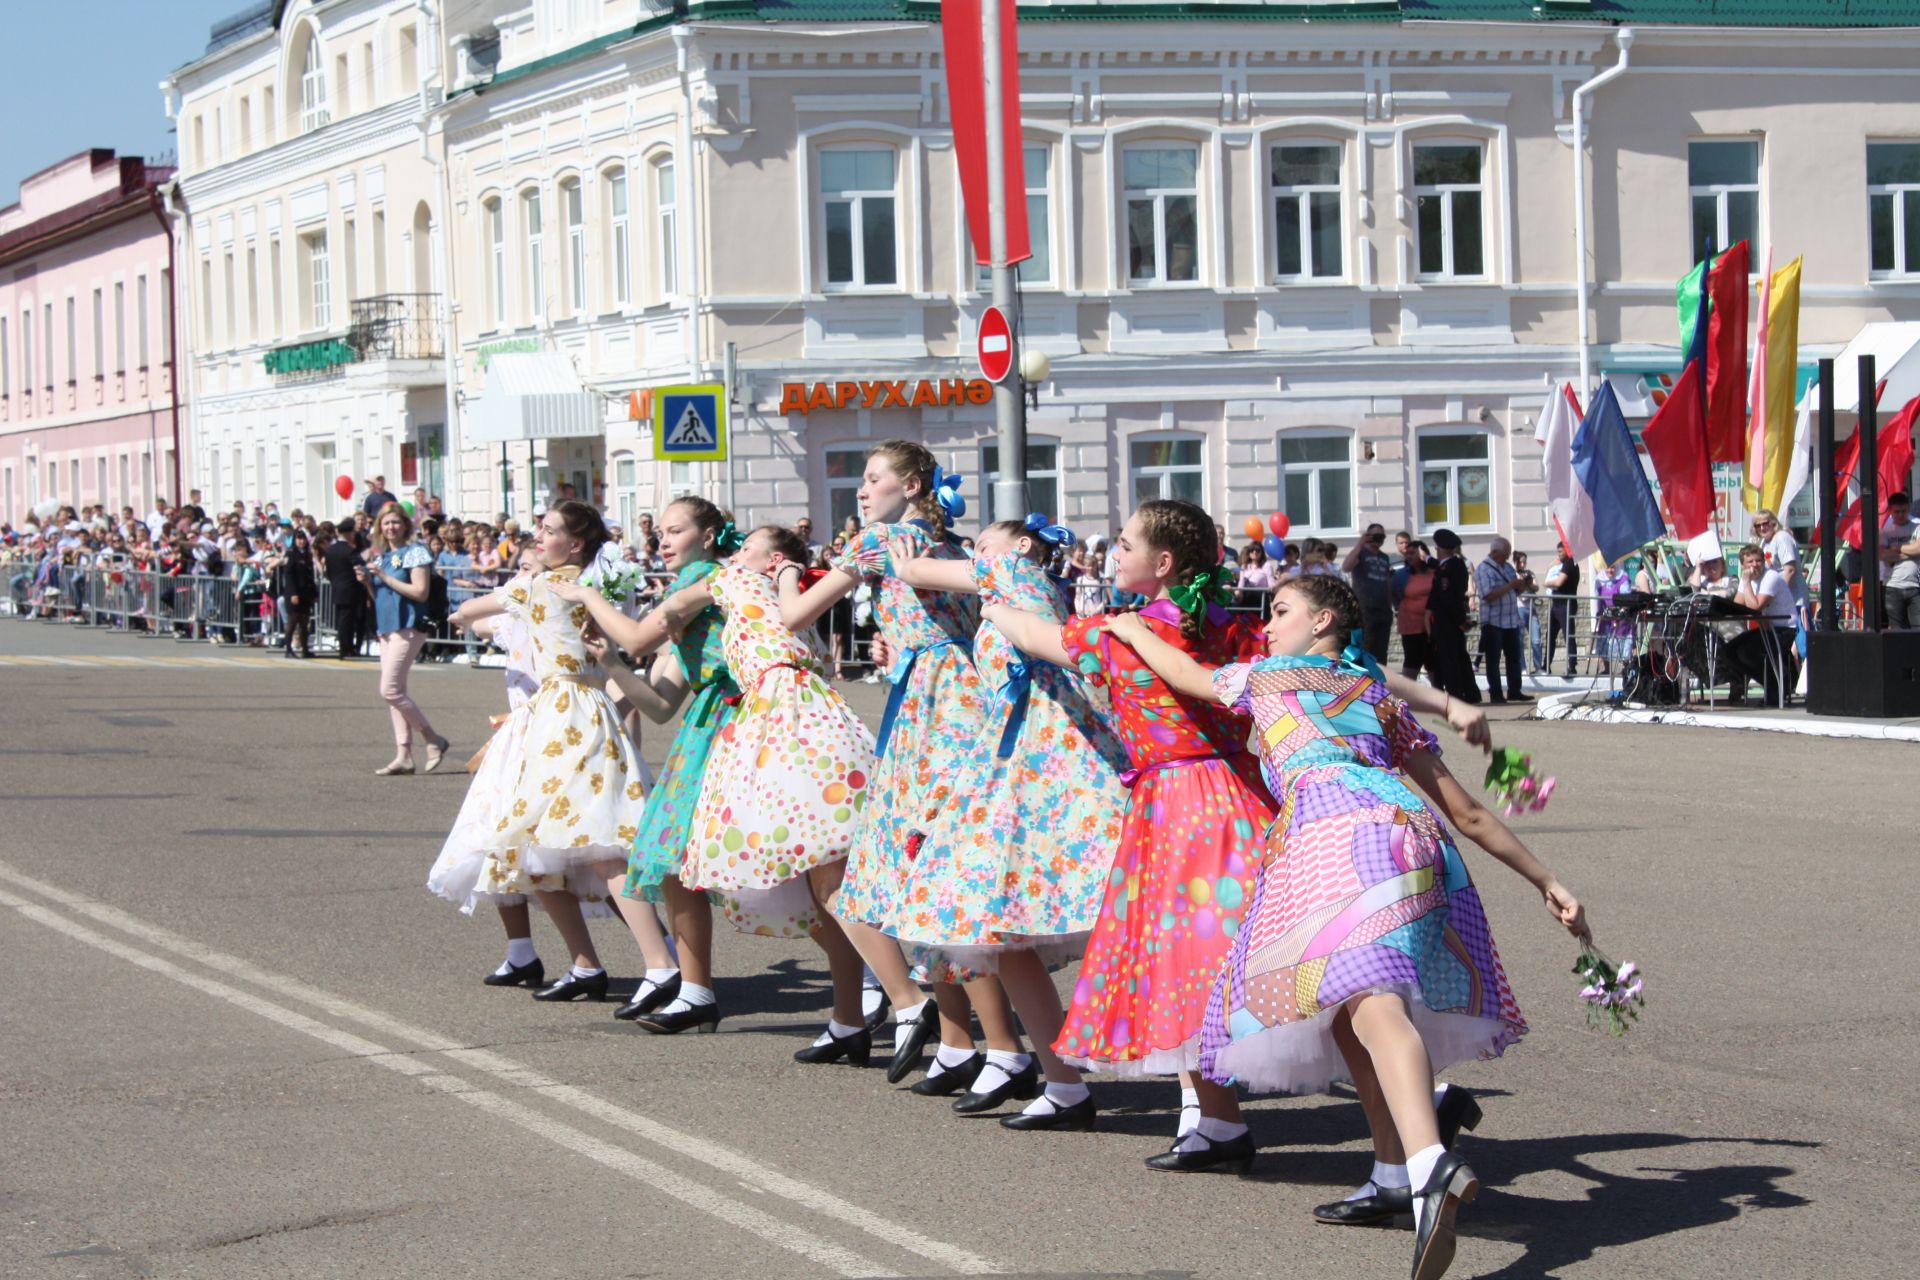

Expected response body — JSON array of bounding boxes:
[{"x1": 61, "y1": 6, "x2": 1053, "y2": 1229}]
[{"x1": 1537, "y1": 381, "x2": 1667, "y2": 562}]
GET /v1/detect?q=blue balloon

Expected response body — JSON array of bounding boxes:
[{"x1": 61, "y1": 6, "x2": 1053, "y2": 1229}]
[{"x1": 1262, "y1": 534, "x2": 1287, "y2": 560}]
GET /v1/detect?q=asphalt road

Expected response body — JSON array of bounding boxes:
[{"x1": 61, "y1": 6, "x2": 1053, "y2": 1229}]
[{"x1": 1, "y1": 619, "x2": 1911, "y2": 1279}]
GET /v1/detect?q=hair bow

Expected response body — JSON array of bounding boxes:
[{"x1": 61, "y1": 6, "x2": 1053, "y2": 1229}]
[
  {"x1": 1169, "y1": 563, "x2": 1235, "y2": 617},
  {"x1": 714, "y1": 520, "x2": 746, "y2": 554},
  {"x1": 1340, "y1": 628, "x2": 1387, "y2": 682},
  {"x1": 932, "y1": 466, "x2": 967, "y2": 526},
  {"x1": 1022, "y1": 512, "x2": 1075, "y2": 548}
]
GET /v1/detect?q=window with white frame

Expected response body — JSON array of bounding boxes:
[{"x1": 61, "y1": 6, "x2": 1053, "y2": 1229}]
[
  {"x1": 300, "y1": 230, "x2": 330, "y2": 331},
  {"x1": 655, "y1": 158, "x2": 679, "y2": 297},
  {"x1": 611, "y1": 453, "x2": 639, "y2": 533},
  {"x1": 1124, "y1": 146, "x2": 1199, "y2": 285},
  {"x1": 484, "y1": 198, "x2": 506, "y2": 328},
  {"x1": 1128, "y1": 434, "x2": 1205, "y2": 506},
  {"x1": 159, "y1": 268, "x2": 172, "y2": 359},
  {"x1": 1413, "y1": 143, "x2": 1485, "y2": 279},
  {"x1": 1279, "y1": 431, "x2": 1354, "y2": 533},
  {"x1": 65, "y1": 298, "x2": 76, "y2": 384},
  {"x1": 982, "y1": 439, "x2": 1061, "y2": 522},
  {"x1": 605, "y1": 168, "x2": 631, "y2": 307},
  {"x1": 299, "y1": 36, "x2": 329, "y2": 133},
  {"x1": 520, "y1": 188, "x2": 544, "y2": 324},
  {"x1": 91, "y1": 290, "x2": 104, "y2": 379},
  {"x1": 1, "y1": 316, "x2": 8, "y2": 400},
  {"x1": 137, "y1": 275, "x2": 149, "y2": 365},
  {"x1": 1868, "y1": 141, "x2": 1920, "y2": 278},
  {"x1": 1418, "y1": 431, "x2": 1493, "y2": 530},
  {"x1": 266, "y1": 243, "x2": 281, "y2": 339},
  {"x1": 820, "y1": 149, "x2": 897, "y2": 289},
  {"x1": 668, "y1": 460, "x2": 694, "y2": 493},
  {"x1": 562, "y1": 179, "x2": 586, "y2": 316},
  {"x1": 976, "y1": 145, "x2": 1052, "y2": 287},
  {"x1": 1688, "y1": 140, "x2": 1760, "y2": 264},
  {"x1": 1271, "y1": 142, "x2": 1344, "y2": 281},
  {"x1": 44, "y1": 302, "x2": 55, "y2": 389},
  {"x1": 823, "y1": 446, "x2": 867, "y2": 533},
  {"x1": 113, "y1": 282, "x2": 125, "y2": 373}
]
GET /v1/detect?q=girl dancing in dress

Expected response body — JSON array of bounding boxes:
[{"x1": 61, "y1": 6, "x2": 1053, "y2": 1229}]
[
  {"x1": 443, "y1": 501, "x2": 651, "y2": 1003},
  {"x1": 1106, "y1": 574, "x2": 1585, "y2": 1280}
]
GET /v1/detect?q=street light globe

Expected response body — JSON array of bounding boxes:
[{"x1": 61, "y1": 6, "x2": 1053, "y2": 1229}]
[{"x1": 1019, "y1": 349, "x2": 1052, "y2": 383}]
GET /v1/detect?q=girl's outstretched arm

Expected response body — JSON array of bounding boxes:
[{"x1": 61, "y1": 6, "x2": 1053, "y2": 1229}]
[
  {"x1": 450, "y1": 591, "x2": 507, "y2": 632},
  {"x1": 779, "y1": 563, "x2": 858, "y2": 631},
  {"x1": 1401, "y1": 747, "x2": 1589, "y2": 942},
  {"x1": 591, "y1": 638, "x2": 688, "y2": 724},
  {"x1": 1104, "y1": 612, "x2": 1219, "y2": 702},
  {"x1": 885, "y1": 535, "x2": 976, "y2": 594},
  {"x1": 549, "y1": 578, "x2": 702, "y2": 658},
  {"x1": 1382, "y1": 669, "x2": 1491, "y2": 752},
  {"x1": 980, "y1": 603, "x2": 1070, "y2": 666}
]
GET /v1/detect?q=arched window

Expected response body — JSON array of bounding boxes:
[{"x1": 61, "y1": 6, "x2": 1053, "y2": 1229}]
[
  {"x1": 1269, "y1": 140, "x2": 1345, "y2": 281},
  {"x1": 483, "y1": 197, "x2": 506, "y2": 329},
  {"x1": 299, "y1": 34, "x2": 329, "y2": 133},
  {"x1": 520, "y1": 188, "x2": 544, "y2": 325},
  {"x1": 1412, "y1": 141, "x2": 1487, "y2": 280},
  {"x1": 817, "y1": 147, "x2": 897, "y2": 290},
  {"x1": 603, "y1": 167, "x2": 631, "y2": 307},
  {"x1": 1123, "y1": 144, "x2": 1199, "y2": 286},
  {"x1": 653, "y1": 157, "x2": 679, "y2": 298},
  {"x1": 561, "y1": 178, "x2": 586, "y2": 317}
]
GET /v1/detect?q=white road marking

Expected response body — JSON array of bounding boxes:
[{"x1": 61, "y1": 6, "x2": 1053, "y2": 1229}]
[
  {"x1": 0, "y1": 884, "x2": 893, "y2": 1278},
  {"x1": 0, "y1": 861, "x2": 1002, "y2": 1276}
]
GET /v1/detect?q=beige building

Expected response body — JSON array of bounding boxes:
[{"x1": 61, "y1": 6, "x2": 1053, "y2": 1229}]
[
  {"x1": 178, "y1": 2, "x2": 1920, "y2": 554},
  {"x1": 164, "y1": 0, "x2": 453, "y2": 521}
]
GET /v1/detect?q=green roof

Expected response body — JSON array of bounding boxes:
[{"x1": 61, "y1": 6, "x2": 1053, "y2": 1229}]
[{"x1": 699, "y1": 0, "x2": 1920, "y2": 24}]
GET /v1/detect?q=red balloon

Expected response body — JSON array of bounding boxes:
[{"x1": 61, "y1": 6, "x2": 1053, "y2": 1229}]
[
  {"x1": 1268, "y1": 513, "x2": 1291, "y2": 539},
  {"x1": 334, "y1": 475, "x2": 355, "y2": 501},
  {"x1": 1241, "y1": 516, "x2": 1265, "y2": 542}
]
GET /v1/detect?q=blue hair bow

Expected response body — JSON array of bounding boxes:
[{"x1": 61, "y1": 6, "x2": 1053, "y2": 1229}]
[
  {"x1": 1022, "y1": 512, "x2": 1075, "y2": 548},
  {"x1": 932, "y1": 466, "x2": 967, "y2": 526},
  {"x1": 1341, "y1": 627, "x2": 1386, "y2": 682}
]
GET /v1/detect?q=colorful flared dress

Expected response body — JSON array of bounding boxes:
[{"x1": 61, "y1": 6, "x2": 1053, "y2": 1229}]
[
  {"x1": 830, "y1": 519, "x2": 987, "y2": 942},
  {"x1": 430, "y1": 600, "x2": 615, "y2": 914},
  {"x1": 1199, "y1": 649, "x2": 1528, "y2": 1094},
  {"x1": 624, "y1": 559, "x2": 739, "y2": 903},
  {"x1": 1052, "y1": 600, "x2": 1276, "y2": 1075},
  {"x1": 461, "y1": 568, "x2": 649, "y2": 907},
  {"x1": 683, "y1": 565, "x2": 877, "y2": 938},
  {"x1": 892, "y1": 552, "x2": 1128, "y2": 971}
]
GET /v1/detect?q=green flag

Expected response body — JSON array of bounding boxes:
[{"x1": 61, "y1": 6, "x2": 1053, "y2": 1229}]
[{"x1": 1676, "y1": 258, "x2": 1708, "y2": 352}]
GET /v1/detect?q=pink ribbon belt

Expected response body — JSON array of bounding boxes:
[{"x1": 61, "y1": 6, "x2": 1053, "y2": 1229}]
[{"x1": 1119, "y1": 749, "x2": 1248, "y2": 789}]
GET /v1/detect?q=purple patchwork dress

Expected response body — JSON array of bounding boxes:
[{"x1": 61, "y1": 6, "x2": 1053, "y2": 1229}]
[{"x1": 1200, "y1": 648, "x2": 1527, "y2": 1094}]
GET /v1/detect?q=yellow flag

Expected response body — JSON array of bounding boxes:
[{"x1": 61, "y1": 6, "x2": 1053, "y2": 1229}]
[{"x1": 1743, "y1": 255, "x2": 1801, "y2": 513}]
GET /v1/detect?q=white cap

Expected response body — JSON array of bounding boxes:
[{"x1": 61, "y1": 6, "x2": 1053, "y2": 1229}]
[{"x1": 1687, "y1": 530, "x2": 1725, "y2": 566}]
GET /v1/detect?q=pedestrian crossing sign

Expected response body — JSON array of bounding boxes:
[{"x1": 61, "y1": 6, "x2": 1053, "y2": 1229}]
[{"x1": 651, "y1": 384, "x2": 728, "y2": 462}]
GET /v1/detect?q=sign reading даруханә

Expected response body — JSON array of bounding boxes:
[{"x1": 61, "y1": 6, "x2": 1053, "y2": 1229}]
[{"x1": 778, "y1": 378, "x2": 996, "y2": 415}]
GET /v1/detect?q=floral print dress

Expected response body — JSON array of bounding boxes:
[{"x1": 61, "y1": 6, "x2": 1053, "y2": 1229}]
[
  {"x1": 462, "y1": 568, "x2": 648, "y2": 906},
  {"x1": 892, "y1": 553, "x2": 1128, "y2": 971},
  {"x1": 683, "y1": 565, "x2": 877, "y2": 938},
  {"x1": 1051, "y1": 601, "x2": 1276, "y2": 1076},
  {"x1": 624, "y1": 559, "x2": 739, "y2": 903},
  {"x1": 1199, "y1": 650, "x2": 1526, "y2": 1094},
  {"x1": 830, "y1": 520, "x2": 988, "y2": 938}
]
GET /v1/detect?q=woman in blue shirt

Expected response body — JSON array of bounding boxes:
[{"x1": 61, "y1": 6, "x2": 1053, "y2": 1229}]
[{"x1": 367, "y1": 506, "x2": 450, "y2": 776}]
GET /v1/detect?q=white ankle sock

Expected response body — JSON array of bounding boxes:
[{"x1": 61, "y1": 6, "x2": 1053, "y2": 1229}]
[
  {"x1": 925, "y1": 1043, "x2": 976, "y2": 1080},
  {"x1": 1434, "y1": 1083, "x2": 1450, "y2": 1108},
  {"x1": 1176, "y1": 1086, "x2": 1202, "y2": 1138},
  {"x1": 1344, "y1": 1181, "x2": 1381, "y2": 1203},
  {"x1": 1373, "y1": 1159, "x2": 1411, "y2": 1190},
  {"x1": 861, "y1": 984, "x2": 886, "y2": 1019},
  {"x1": 1406, "y1": 1143, "x2": 1446, "y2": 1232},
  {"x1": 1173, "y1": 1116, "x2": 1249, "y2": 1155},
  {"x1": 970, "y1": 1050, "x2": 1033, "y2": 1095},
  {"x1": 658, "y1": 982, "x2": 716, "y2": 1015},
  {"x1": 569, "y1": 964, "x2": 604, "y2": 980},
  {"x1": 505, "y1": 938, "x2": 538, "y2": 968},
  {"x1": 811, "y1": 1019, "x2": 862, "y2": 1047},
  {"x1": 1021, "y1": 1081, "x2": 1090, "y2": 1115}
]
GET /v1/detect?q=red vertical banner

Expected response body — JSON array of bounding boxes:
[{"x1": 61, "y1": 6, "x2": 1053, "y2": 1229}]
[
  {"x1": 942, "y1": 0, "x2": 1030, "y2": 266},
  {"x1": 1704, "y1": 240, "x2": 1750, "y2": 462}
]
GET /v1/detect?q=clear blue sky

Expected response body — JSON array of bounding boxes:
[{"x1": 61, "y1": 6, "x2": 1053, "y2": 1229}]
[{"x1": 2, "y1": 0, "x2": 246, "y2": 207}]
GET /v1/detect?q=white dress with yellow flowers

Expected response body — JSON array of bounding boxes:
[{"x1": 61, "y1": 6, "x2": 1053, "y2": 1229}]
[{"x1": 462, "y1": 568, "x2": 647, "y2": 910}]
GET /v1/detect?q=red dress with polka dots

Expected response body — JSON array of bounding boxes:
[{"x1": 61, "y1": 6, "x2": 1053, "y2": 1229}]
[{"x1": 1052, "y1": 600, "x2": 1277, "y2": 1075}]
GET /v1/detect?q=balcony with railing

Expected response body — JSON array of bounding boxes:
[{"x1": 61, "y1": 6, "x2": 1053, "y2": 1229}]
[{"x1": 349, "y1": 293, "x2": 443, "y2": 361}]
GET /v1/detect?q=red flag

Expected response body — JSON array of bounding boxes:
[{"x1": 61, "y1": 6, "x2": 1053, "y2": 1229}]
[
  {"x1": 1642, "y1": 357, "x2": 1715, "y2": 538},
  {"x1": 1705, "y1": 240, "x2": 1750, "y2": 462},
  {"x1": 1838, "y1": 393, "x2": 1920, "y2": 547},
  {"x1": 941, "y1": 0, "x2": 1030, "y2": 266}
]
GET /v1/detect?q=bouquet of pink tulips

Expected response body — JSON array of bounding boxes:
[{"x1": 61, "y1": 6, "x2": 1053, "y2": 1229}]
[{"x1": 1484, "y1": 747, "x2": 1556, "y2": 817}]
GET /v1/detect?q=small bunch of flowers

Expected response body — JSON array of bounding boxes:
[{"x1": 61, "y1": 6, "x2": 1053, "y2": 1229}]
[
  {"x1": 582, "y1": 558, "x2": 646, "y2": 614},
  {"x1": 1573, "y1": 945, "x2": 1645, "y2": 1036},
  {"x1": 1484, "y1": 746, "x2": 1556, "y2": 817}
]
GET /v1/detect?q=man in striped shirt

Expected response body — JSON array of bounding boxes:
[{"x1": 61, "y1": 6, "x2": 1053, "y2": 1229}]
[{"x1": 1474, "y1": 537, "x2": 1532, "y2": 705}]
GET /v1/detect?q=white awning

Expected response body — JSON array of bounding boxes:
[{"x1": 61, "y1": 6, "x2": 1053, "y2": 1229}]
[
  {"x1": 466, "y1": 352, "x2": 603, "y2": 444},
  {"x1": 1832, "y1": 321, "x2": 1920, "y2": 414}
]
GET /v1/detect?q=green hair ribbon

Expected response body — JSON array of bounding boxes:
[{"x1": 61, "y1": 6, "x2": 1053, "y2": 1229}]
[{"x1": 1169, "y1": 563, "x2": 1235, "y2": 618}]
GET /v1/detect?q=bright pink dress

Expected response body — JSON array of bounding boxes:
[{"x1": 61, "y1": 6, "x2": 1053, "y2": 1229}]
[{"x1": 1052, "y1": 600, "x2": 1277, "y2": 1075}]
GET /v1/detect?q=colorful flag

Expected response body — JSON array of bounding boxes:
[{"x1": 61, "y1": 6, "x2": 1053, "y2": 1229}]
[
  {"x1": 1535, "y1": 383, "x2": 1595, "y2": 559},
  {"x1": 941, "y1": 0, "x2": 1030, "y2": 266},
  {"x1": 1704, "y1": 242, "x2": 1750, "y2": 462},
  {"x1": 1744, "y1": 252, "x2": 1803, "y2": 512},
  {"x1": 1642, "y1": 358, "x2": 1714, "y2": 538},
  {"x1": 1837, "y1": 394, "x2": 1920, "y2": 548},
  {"x1": 1573, "y1": 381, "x2": 1667, "y2": 563}
]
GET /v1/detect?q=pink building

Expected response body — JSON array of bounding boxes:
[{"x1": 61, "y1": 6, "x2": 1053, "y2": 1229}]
[{"x1": 0, "y1": 149, "x2": 183, "y2": 525}]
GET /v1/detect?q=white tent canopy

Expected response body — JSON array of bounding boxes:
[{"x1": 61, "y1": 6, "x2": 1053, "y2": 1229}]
[
  {"x1": 1831, "y1": 321, "x2": 1920, "y2": 414},
  {"x1": 466, "y1": 352, "x2": 603, "y2": 444}
]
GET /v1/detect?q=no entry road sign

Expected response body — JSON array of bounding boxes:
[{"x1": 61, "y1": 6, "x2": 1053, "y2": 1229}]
[{"x1": 977, "y1": 306, "x2": 1012, "y2": 383}]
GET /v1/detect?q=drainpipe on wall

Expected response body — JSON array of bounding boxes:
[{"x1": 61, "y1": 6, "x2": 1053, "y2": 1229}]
[
  {"x1": 418, "y1": 0, "x2": 461, "y2": 511},
  {"x1": 1572, "y1": 26, "x2": 1634, "y2": 400},
  {"x1": 147, "y1": 186, "x2": 185, "y2": 508},
  {"x1": 158, "y1": 77, "x2": 195, "y2": 506},
  {"x1": 672, "y1": 25, "x2": 712, "y2": 503}
]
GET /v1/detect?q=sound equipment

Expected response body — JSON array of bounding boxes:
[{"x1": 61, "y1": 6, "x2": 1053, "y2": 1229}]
[{"x1": 1807, "y1": 631, "x2": 1920, "y2": 718}]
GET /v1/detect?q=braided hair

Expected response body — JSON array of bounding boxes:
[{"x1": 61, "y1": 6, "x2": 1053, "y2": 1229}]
[{"x1": 1133, "y1": 498, "x2": 1220, "y2": 641}]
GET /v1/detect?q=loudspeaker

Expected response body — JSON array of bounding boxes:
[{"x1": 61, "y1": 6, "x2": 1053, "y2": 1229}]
[{"x1": 1806, "y1": 631, "x2": 1920, "y2": 718}]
